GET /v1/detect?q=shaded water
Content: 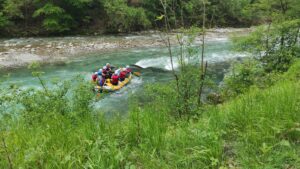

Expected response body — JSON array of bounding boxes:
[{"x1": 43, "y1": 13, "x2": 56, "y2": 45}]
[{"x1": 0, "y1": 38, "x2": 247, "y2": 114}]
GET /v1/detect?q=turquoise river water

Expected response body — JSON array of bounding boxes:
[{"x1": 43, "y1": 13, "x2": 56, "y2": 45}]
[{"x1": 0, "y1": 37, "x2": 247, "y2": 114}]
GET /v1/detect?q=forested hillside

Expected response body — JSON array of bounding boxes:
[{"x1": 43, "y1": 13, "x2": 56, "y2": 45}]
[{"x1": 0, "y1": 0, "x2": 298, "y2": 36}]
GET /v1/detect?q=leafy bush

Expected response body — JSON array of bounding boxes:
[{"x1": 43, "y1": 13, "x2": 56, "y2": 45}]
[
  {"x1": 222, "y1": 59, "x2": 263, "y2": 98},
  {"x1": 33, "y1": 3, "x2": 74, "y2": 33},
  {"x1": 284, "y1": 59, "x2": 300, "y2": 81},
  {"x1": 103, "y1": 0, "x2": 150, "y2": 33},
  {"x1": 233, "y1": 19, "x2": 300, "y2": 72},
  {"x1": 0, "y1": 60, "x2": 300, "y2": 168},
  {"x1": 0, "y1": 12, "x2": 9, "y2": 30}
]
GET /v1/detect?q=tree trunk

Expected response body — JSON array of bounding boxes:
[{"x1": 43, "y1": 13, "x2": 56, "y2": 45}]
[
  {"x1": 198, "y1": 0, "x2": 207, "y2": 105},
  {"x1": 265, "y1": 22, "x2": 272, "y2": 57},
  {"x1": 160, "y1": 0, "x2": 181, "y2": 116},
  {"x1": 198, "y1": 61, "x2": 208, "y2": 105},
  {"x1": 179, "y1": 0, "x2": 184, "y2": 27},
  {"x1": 293, "y1": 27, "x2": 300, "y2": 45}
]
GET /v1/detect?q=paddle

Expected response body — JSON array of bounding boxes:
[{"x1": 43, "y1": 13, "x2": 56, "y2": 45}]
[
  {"x1": 133, "y1": 72, "x2": 141, "y2": 77},
  {"x1": 130, "y1": 64, "x2": 144, "y2": 69},
  {"x1": 128, "y1": 65, "x2": 142, "y2": 77}
]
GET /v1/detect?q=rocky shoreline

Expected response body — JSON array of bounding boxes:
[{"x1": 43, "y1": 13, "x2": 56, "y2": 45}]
[{"x1": 0, "y1": 28, "x2": 251, "y2": 70}]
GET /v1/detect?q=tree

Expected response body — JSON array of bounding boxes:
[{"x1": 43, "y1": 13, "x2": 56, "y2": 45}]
[
  {"x1": 0, "y1": 0, "x2": 9, "y2": 32},
  {"x1": 33, "y1": 3, "x2": 74, "y2": 33},
  {"x1": 59, "y1": 0, "x2": 94, "y2": 26},
  {"x1": 103, "y1": 0, "x2": 150, "y2": 33},
  {"x1": 0, "y1": 12, "x2": 9, "y2": 30},
  {"x1": 235, "y1": 0, "x2": 300, "y2": 72},
  {"x1": 179, "y1": 0, "x2": 252, "y2": 27},
  {"x1": 2, "y1": 0, "x2": 35, "y2": 29},
  {"x1": 3, "y1": 0, "x2": 25, "y2": 19},
  {"x1": 32, "y1": 0, "x2": 97, "y2": 34},
  {"x1": 157, "y1": 0, "x2": 212, "y2": 117}
]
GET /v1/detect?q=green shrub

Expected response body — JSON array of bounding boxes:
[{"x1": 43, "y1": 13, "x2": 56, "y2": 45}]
[
  {"x1": 233, "y1": 19, "x2": 300, "y2": 72},
  {"x1": 284, "y1": 59, "x2": 300, "y2": 81},
  {"x1": 0, "y1": 12, "x2": 9, "y2": 29},
  {"x1": 222, "y1": 59, "x2": 264, "y2": 98},
  {"x1": 33, "y1": 3, "x2": 74, "y2": 33},
  {"x1": 103, "y1": 0, "x2": 150, "y2": 33},
  {"x1": 0, "y1": 60, "x2": 299, "y2": 168}
]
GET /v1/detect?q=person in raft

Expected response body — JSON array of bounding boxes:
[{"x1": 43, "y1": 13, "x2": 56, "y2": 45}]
[
  {"x1": 92, "y1": 72, "x2": 98, "y2": 82},
  {"x1": 125, "y1": 65, "x2": 132, "y2": 78},
  {"x1": 98, "y1": 77, "x2": 105, "y2": 87},
  {"x1": 97, "y1": 69, "x2": 102, "y2": 77},
  {"x1": 102, "y1": 66, "x2": 109, "y2": 79},
  {"x1": 126, "y1": 65, "x2": 132, "y2": 72},
  {"x1": 119, "y1": 68, "x2": 127, "y2": 82},
  {"x1": 106, "y1": 63, "x2": 112, "y2": 71},
  {"x1": 111, "y1": 73, "x2": 119, "y2": 86},
  {"x1": 106, "y1": 63, "x2": 114, "y2": 77},
  {"x1": 114, "y1": 67, "x2": 122, "y2": 76},
  {"x1": 97, "y1": 69, "x2": 105, "y2": 87}
]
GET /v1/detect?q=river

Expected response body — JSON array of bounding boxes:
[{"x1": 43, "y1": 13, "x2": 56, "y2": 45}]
[{"x1": 0, "y1": 29, "x2": 249, "y2": 114}]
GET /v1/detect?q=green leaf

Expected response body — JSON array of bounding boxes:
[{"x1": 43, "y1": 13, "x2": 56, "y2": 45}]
[
  {"x1": 279, "y1": 140, "x2": 291, "y2": 147},
  {"x1": 155, "y1": 14, "x2": 164, "y2": 21}
]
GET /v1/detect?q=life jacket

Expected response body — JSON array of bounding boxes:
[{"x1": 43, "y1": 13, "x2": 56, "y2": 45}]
[
  {"x1": 92, "y1": 74, "x2": 98, "y2": 82},
  {"x1": 106, "y1": 67, "x2": 111, "y2": 72},
  {"x1": 111, "y1": 74, "x2": 119, "y2": 85},
  {"x1": 107, "y1": 68, "x2": 113, "y2": 78},
  {"x1": 126, "y1": 68, "x2": 132, "y2": 73},
  {"x1": 119, "y1": 71, "x2": 126, "y2": 80},
  {"x1": 102, "y1": 69, "x2": 107, "y2": 78},
  {"x1": 98, "y1": 78, "x2": 105, "y2": 86},
  {"x1": 102, "y1": 69, "x2": 107, "y2": 74},
  {"x1": 115, "y1": 69, "x2": 121, "y2": 76}
]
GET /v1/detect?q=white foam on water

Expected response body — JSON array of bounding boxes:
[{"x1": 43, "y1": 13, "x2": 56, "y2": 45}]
[
  {"x1": 195, "y1": 36, "x2": 229, "y2": 44},
  {"x1": 131, "y1": 47, "x2": 162, "y2": 53},
  {"x1": 135, "y1": 56, "x2": 179, "y2": 70},
  {"x1": 135, "y1": 51, "x2": 249, "y2": 71},
  {"x1": 207, "y1": 52, "x2": 249, "y2": 62},
  {"x1": 93, "y1": 77, "x2": 143, "y2": 112}
]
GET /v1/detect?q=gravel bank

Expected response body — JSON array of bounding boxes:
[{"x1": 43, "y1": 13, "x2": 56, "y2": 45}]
[{"x1": 0, "y1": 28, "x2": 251, "y2": 69}]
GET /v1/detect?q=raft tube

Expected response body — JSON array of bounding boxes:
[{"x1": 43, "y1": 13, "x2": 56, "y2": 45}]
[{"x1": 95, "y1": 74, "x2": 132, "y2": 92}]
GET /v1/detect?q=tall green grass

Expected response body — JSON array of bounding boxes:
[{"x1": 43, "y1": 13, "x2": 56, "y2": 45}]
[
  {"x1": 222, "y1": 82, "x2": 300, "y2": 168},
  {"x1": 0, "y1": 62, "x2": 299, "y2": 168}
]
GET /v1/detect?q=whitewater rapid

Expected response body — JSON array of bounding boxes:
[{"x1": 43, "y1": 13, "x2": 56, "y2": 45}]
[{"x1": 135, "y1": 48, "x2": 248, "y2": 71}]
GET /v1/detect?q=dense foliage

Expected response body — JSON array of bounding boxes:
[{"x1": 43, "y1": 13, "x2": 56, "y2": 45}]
[
  {"x1": 103, "y1": 0, "x2": 150, "y2": 33},
  {"x1": 220, "y1": 0, "x2": 300, "y2": 98},
  {"x1": 1, "y1": 0, "x2": 298, "y2": 36},
  {"x1": 234, "y1": 0, "x2": 300, "y2": 72}
]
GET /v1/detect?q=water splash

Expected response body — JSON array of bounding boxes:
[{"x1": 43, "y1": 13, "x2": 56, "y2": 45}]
[
  {"x1": 93, "y1": 77, "x2": 143, "y2": 114},
  {"x1": 135, "y1": 56, "x2": 179, "y2": 70},
  {"x1": 135, "y1": 51, "x2": 248, "y2": 71}
]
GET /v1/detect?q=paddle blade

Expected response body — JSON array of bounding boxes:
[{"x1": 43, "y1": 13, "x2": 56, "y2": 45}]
[
  {"x1": 133, "y1": 72, "x2": 141, "y2": 77},
  {"x1": 130, "y1": 64, "x2": 144, "y2": 69}
]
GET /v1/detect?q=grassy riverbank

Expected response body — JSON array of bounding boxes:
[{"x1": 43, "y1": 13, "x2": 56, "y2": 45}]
[{"x1": 1, "y1": 60, "x2": 299, "y2": 168}]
